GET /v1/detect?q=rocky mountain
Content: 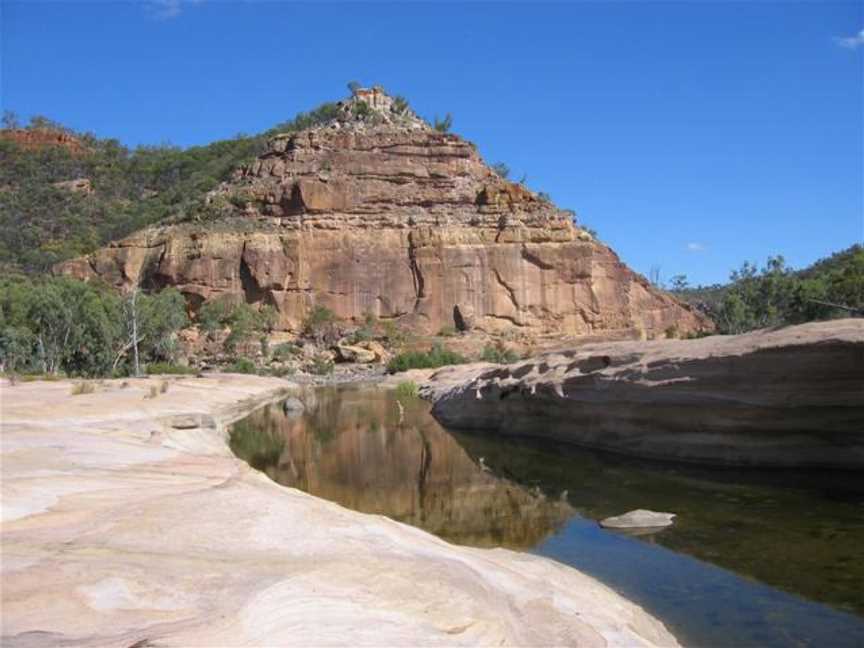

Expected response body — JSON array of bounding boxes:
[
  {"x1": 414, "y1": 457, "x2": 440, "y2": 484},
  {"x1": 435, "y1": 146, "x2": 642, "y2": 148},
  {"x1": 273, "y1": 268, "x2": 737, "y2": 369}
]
[{"x1": 56, "y1": 87, "x2": 709, "y2": 339}]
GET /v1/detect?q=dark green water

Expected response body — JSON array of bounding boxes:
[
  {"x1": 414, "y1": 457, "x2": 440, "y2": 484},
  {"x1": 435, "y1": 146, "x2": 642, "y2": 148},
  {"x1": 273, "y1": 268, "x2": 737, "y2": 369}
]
[{"x1": 229, "y1": 385, "x2": 864, "y2": 647}]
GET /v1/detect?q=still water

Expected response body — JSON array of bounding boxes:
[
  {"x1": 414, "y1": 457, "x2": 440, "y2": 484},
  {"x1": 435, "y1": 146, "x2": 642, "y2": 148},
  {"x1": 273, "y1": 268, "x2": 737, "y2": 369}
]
[{"x1": 229, "y1": 385, "x2": 864, "y2": 647}]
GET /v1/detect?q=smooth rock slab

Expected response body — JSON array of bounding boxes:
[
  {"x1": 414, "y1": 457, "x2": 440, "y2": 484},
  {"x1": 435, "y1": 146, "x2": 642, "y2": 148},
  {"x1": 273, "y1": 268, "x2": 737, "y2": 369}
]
[
  {"x1": 600, "y1": 509, "x2": 676, "y2": 529},
  {"x1": 0, "y1": 374, "x2": 678, "y2": 647}
]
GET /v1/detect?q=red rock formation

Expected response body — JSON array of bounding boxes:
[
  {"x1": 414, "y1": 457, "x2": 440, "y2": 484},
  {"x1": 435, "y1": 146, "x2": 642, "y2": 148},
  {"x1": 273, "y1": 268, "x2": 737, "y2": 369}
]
[
  {"x1": 56, "y1": 88, "x2": 710, "y2": 339},
  {"x1": 0, "y1": 128, "x2": 89, "y2": 156}
]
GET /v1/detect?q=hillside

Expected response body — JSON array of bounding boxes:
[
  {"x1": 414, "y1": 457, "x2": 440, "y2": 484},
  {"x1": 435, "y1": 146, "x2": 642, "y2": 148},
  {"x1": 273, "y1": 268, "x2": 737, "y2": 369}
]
[
  {"x1": 672, "y1": 245, "x2": 863, "y2": 333},
  {"x1": 53, "y1": 87, "x2": 708, "y2": 340},
  {"x1": 0, "y1": 106, "x2": 339, "y2": 272}
]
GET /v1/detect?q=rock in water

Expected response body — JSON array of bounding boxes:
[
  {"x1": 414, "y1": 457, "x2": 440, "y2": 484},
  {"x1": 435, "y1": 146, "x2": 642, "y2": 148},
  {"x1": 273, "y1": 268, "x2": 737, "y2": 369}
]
[
  {"x1": 600, "y1": 509, "x2": 676, "y2": 529},
  {"x1": 282, "y1": 397, "x2": 305, "y2": 414},
  {"x1": 55, "y1": 86, "x2": 708, "y2": 341}
]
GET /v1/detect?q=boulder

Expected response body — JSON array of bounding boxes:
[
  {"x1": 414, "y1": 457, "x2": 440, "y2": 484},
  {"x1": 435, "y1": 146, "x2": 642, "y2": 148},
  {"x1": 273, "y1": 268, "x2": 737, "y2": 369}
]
[
  {"x1": 335, "y1": 344, "x2": 377, "y2": 364},
  {"x1": 600, "y1": 510, "x2": 675, "y2": 529},
  {"x1": 281, "y1": 397, "x2": 305, "y2": 415},
  {"x1": 356, "y1": 340, "x2": 389, "y2": 362},
  {"x1": 52, "y1": 178, "x2": 93, "y2": 194}
]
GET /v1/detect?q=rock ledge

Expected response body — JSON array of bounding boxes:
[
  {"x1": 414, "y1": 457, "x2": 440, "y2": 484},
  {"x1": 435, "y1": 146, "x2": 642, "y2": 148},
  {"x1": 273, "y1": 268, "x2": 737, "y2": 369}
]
[{"x1": 426, "y1": 319, "x2": 864, "y2": 467}]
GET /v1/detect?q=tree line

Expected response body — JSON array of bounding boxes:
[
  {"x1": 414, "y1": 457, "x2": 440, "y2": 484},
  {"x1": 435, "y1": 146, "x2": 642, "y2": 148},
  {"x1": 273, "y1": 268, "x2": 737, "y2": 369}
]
[
  {"x1": 671, "y1": 245, "x2": 863, "y2": 334},
  {"x1": 0, "y1": 276, "x2": 188, "y2": 376}
]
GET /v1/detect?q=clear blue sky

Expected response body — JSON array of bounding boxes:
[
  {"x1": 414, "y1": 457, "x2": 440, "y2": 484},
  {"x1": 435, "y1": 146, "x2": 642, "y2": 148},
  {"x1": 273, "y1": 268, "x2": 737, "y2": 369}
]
[{"x1": 2, "y1": 1, "x2": 862, "y2": 286}]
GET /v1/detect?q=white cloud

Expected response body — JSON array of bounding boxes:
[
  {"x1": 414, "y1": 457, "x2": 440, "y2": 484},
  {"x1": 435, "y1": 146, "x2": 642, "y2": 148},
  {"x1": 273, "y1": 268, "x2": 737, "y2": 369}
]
[
  {"x1": 147, "y1": 0, "x2": 204, "y2": 20},
  {"x1": 686, "y1": 242, "x2": 706, "y2": 253},
  {"x1": 835, "y1": 28, "x2": 864, "y2": 50}
]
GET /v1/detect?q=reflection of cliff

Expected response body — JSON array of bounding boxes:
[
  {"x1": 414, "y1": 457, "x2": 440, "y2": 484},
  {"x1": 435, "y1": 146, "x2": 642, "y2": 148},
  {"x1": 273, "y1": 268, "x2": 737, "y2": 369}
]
[{"x1": 232, "y1": 387, "x2": 573, "y2": 549}]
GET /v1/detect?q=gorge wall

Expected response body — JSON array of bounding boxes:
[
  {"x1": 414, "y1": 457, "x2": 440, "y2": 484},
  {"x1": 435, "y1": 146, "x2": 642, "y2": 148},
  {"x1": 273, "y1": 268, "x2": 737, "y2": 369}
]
[{"x1": 57, "y1": 88, "x2": 709, "y2": 339}]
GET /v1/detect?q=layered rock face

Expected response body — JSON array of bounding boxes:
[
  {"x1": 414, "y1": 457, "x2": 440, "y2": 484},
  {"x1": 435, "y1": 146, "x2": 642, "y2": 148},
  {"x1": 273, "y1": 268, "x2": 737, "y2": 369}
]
[
  {"x1": 425, "y1": 320, "x2": 864, "y2": 468},
  {"x1": 57, "y1": 88, "x2": 708, "y2": 338}
]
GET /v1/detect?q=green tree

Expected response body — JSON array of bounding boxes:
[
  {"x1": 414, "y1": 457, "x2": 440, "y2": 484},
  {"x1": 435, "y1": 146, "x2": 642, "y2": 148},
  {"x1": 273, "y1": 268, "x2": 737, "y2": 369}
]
[
  {"x1": 303, "y1": 305, "x2": 337, "y2": 344},
  {"x1": 2, "y1": 110, "x2": 20, "y2": 129},
  {"x1": 198, "y1": 296, "x2": 273, "y2": 354},
  {"x1": 490, "y1": 162, "x2": 510, "y2": 179},
  {"x1": 433, "y1": 113, "x2": 453, "y2": 133},
  {"x1": 137, "y1": 287, "x2": 189, "y2": 365},
  {"x1": 670, "y1": 275, "x2": 689, "y2": 292},
  {"x1": 0, "y1": 277, "x2": 190, "y2": 376}
]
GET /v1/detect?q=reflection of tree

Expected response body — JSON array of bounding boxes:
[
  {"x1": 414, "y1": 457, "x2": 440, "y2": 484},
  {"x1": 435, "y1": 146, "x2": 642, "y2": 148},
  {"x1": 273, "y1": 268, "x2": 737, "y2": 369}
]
[
  {"x1": 408, "y1": 422, "x2": 431, "y2": 524},
  {"x1": 228, "y1": 418, "x2": 285, "y2": 472}
]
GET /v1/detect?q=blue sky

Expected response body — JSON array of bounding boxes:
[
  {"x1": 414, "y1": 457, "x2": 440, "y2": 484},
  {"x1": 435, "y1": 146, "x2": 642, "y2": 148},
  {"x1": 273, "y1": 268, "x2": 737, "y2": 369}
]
[{"x1": 2, "y1": 1, "x2": 862, "y2": 286}]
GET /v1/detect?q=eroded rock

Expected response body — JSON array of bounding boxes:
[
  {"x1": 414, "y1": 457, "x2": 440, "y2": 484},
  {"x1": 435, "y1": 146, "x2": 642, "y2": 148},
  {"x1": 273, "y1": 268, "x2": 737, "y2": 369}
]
[
  {"x1": 334, "y1": 343, "x2": 377, "y2": 364},
  {"x1": 425, "y1": 320, "x2": 864, "y2": 468},
  {"x1": 55, "y1": 89, "x2": 710, "y2": 341}
]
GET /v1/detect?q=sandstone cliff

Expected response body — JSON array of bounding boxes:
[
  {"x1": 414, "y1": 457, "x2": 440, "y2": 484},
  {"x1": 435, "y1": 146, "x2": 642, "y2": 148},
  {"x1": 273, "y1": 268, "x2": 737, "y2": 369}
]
[
  {"x1": 56, "y1": 88, "x2": 709, "y2": 339},
  {"x1": 424, "y1": 320, "x2": 864, "y2": 468}
]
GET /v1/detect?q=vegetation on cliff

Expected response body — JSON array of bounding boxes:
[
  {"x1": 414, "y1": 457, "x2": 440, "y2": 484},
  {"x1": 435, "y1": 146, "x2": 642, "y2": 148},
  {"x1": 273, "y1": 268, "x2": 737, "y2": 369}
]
[
  {"x1": 0, "y1": 106, "x2": 340, "y2": 273},
  {"x1": 671, "y1": 245, "x2": 863, "y2": 334}
]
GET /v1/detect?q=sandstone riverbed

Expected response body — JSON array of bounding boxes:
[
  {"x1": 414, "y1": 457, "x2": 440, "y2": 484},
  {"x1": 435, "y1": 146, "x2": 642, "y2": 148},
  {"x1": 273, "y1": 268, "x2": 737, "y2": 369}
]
[{"x1": 0, "y1": 374, "x2": 677, "y2": 647}]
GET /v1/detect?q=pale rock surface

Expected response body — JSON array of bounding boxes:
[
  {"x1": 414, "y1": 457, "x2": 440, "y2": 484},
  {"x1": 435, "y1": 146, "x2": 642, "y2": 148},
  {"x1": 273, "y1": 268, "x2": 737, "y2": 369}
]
[
  {"x1": 424, "y1": 320, "x2": 864, "y2": 467},
  {"x1": 0, "y1": 374, "x2": 678, "y2": 647},
  {"x1": 601, "y1": 510, "x2": 676, "y2": 529},
  {"x1": 335, "y1": 342, "x2": 377, "y2": 363}
]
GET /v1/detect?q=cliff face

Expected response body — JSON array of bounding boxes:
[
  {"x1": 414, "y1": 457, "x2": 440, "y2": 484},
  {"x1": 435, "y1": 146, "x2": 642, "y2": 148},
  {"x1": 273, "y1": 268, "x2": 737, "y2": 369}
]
[{"x1": 56, "y1": 88, "x2": 709, "y2": 338}]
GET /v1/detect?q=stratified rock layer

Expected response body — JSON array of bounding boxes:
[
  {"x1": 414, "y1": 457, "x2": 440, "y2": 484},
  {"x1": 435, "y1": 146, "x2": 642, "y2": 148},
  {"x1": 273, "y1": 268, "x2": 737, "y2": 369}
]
[
  {"x1": 426, "y1": 320, "x2": 864, "y2": 467},
  {"x1": 57, "y1": 88, "x2": 709, "y2": 339}
]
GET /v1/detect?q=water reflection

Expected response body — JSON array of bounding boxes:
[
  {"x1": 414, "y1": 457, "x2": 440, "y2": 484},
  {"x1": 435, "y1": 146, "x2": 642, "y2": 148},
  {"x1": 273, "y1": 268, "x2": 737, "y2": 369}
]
[
  {"x1": 229, "y1": 386, "x2": 864, "y2": 648},
  {"x1": 229, "y1": 385, "x2": 573, "y2": 548},
  {"x1": 454, "y1": 432, "x2": 864, "y2": 617}
]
